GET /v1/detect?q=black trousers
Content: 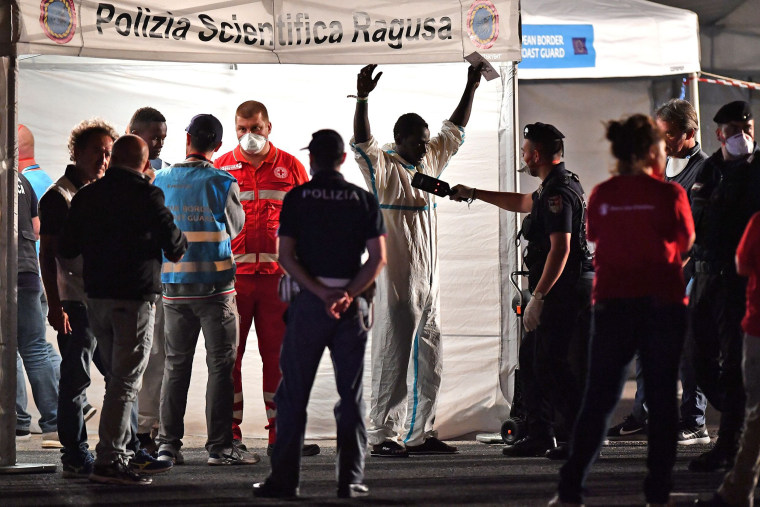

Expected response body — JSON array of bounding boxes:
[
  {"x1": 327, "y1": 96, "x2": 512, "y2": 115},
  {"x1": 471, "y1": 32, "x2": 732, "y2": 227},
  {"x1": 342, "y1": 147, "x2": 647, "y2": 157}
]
[
  {"x1": 560, "y1": 298, "x2": 685, "y2": 504},
  {"x1": 689, "y1": 271, "x2": 747, "y2": 446},
  {"x1": 520, "y1": 276, "x2": 593, "y2": 439},
  {"x1": 268, "y1": 290, "x2": 367, "y2": 490}
]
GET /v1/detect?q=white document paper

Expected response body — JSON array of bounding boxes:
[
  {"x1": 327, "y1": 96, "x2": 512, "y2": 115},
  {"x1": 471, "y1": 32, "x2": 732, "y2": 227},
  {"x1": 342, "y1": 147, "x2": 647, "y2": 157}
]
[{"x1": 465, "y1": 52, "x2": 500, "y2": 81}]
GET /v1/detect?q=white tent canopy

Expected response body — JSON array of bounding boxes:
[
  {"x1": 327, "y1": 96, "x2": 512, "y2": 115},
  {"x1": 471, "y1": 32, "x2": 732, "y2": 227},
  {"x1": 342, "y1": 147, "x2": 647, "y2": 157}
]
[{"x1": 0, "y1": 1, "x2": 522, "y2": 461}]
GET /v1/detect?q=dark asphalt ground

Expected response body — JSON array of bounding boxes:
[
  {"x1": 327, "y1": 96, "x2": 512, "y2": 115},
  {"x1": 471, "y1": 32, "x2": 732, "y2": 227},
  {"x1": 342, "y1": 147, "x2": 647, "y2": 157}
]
[
  {"x1": 2, "y1": 437, "x2": 724, "y2": 506},
  {"x1": 2, "y1": 381, "x2": 726, "y2": 506}
]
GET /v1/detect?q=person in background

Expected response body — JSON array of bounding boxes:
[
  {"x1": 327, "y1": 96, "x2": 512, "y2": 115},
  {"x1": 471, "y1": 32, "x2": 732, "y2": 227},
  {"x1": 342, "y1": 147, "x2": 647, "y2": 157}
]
[
  {"x1": 254, "y1": 129, "x2": 386, "y2": 499},
  {"x1": 688, "y1": 101, "x2": 760, "y2": 472},
  {"x1": 19, "y1": 124, "x2": 97, "y2": 426},
  {"x1": 39, "y1": 118, "x2": 118, "y2": 478},
  {"x1": 214, "y1": 100, "x2": 316, "y2": 457},
  {"x1": 351, "y1": 63, "x2": 481, "y2": 457},
  {"x1": 128, "y1": 107, "x2": 170, "y2": 455},
  {"x1": 451, "y1": 123, "x2": 593, "y2": 460},
  {"x1": 551, "y1": 114, "x2": 694, "y2": 506},
  {"x1": 154, "y1": 114, "x2": 255, "y2": 466},
  {"x1": 60, "y1": 134, "x2": 186, "y2": 485},
  {"x1": 607, "y1": 98, "x2": 709, "y2": 445},
  {"x1": 15, "y1": 171, "x2": 60, "y2": 448},
  {"x1": 698, "y1": 211, "x2": 760, "y2": 506}
]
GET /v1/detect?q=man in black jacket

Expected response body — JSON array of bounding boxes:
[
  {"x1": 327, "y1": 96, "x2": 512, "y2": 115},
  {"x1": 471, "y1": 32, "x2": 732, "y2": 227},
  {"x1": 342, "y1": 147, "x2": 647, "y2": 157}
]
[{"x1": 60, "y1": 134, "x2": 187, "y2": 485}]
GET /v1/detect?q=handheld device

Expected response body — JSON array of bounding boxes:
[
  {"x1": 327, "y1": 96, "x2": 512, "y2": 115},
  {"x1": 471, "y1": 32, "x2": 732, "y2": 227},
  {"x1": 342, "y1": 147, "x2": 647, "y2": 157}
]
[{"x1": 411, "y1": 172, "x2": 455, "y2": 197}]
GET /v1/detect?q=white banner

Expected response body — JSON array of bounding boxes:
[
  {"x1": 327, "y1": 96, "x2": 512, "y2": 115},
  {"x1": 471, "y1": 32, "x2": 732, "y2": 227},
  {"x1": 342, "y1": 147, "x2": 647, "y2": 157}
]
[{"x1": 17, "y1": 0, "x2": 521, "y2": 64}]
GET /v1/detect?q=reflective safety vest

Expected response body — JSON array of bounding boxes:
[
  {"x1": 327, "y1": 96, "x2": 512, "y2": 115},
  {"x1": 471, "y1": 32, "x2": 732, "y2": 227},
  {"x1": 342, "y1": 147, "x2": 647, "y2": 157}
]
[
  {"x1": 154, "y1": 163, "x2": 237, "y2": 284},
  {"x1": 214, "y1": 143, "x2": 308, "y2": 275}
]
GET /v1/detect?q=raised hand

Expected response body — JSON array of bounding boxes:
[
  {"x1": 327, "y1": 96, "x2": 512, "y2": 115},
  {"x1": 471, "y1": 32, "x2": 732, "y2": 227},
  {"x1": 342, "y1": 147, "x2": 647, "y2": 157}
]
[
  {"x1": 467, "y1": 63, "x2": 484, "y2": 89},
  {"x1": 357, "y1": 64, "x2": 383, "y2": 98}
]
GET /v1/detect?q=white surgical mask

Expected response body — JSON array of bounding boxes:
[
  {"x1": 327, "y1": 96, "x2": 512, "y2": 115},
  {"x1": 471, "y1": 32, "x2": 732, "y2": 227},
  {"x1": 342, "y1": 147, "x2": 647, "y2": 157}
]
[
  {"x1": 666, "y1": 157, "x2": 689, "y2": 178},
  {"x1": 725, "y1": 132, "x2": 754, "y2": 158},
  {"x1": 239, "y1": 133, "x2": 267, "y2": 154}
]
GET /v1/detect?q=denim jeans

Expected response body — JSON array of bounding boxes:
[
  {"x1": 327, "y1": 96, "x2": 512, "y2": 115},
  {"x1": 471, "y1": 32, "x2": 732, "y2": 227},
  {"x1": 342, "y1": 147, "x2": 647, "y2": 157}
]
[
  {"x1": 87, "y1": 298, "x2": 154, "y2": 465},
  {"x1": 158, "y1": 296, "x2": 237, "y2": 454},
  {"x1": 559, "y1": 298, "x2": 685, "y2": 504},
  {"x1": 16, "y1": 353, "x2": 31, "y2": 430},
  {"x1": 57, "y1": 301, "x2": 99, "y2": 463},
  {"x1": 16, "y1": 287, "x2": 59, "y2": 434},
  {"x1": 16, "y1": 342, "x2": 61, "y2": 431}
]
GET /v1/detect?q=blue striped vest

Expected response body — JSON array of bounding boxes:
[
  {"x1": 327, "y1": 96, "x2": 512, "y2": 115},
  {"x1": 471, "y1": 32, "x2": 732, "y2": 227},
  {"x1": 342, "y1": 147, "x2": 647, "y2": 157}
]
[{"x1": 154, "y1": 163, "x2": 236, "y2": 284}]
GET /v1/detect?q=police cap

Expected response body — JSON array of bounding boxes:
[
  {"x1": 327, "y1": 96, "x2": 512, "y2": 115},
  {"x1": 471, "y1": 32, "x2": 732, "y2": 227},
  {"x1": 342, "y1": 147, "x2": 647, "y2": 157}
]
[
  {"x1": 523, "y1": 122, "x2": 565, "y2": 144},
  {"x1": 186, "y1": 114, "x2": 223, "y2": 145},
  {"x1": 713, "y1": 101, "x2": 753, "y2": 124},
  {"x1": 304, "y1": 129, "x2": 345, "y2": 161}
]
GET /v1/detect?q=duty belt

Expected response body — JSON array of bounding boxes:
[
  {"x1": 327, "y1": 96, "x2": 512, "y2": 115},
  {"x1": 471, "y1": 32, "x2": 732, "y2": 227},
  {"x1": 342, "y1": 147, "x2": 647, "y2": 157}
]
[{"x1": 694, "y1": 260, "x2": 733, "y2": 275}]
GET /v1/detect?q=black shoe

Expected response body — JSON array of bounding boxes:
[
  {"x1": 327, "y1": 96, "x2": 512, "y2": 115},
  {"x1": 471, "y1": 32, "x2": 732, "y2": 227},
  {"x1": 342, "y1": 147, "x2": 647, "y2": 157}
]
[
  {"x1": 338, "y1": 483, "x2": 369, "y2": 499},
  {"x1": 370, "y1": 440, "x2": 409, "y2": 458},
  {"x1": 406, "y1": 437, "x2": 458, "y2": 455},
  {"x1": 89, "y1": 461, "x2": 152, "y2": 485},
  {"x1": 607, "y1": 414, "x2": 647, "y2": 438},
  {"x1": 502, "y1": 435, "x2": 556, "y2": 457},
  {"x1": 265, "y1": 443, "x2": 321, "y2": 457},
  {"x1": 695, "y1": 493, "x2": 734, "y2": 506},
  {"x1": 252, "y1": 481, "x2": 298, "y2": 499},
  {"x1": 689, "y1": 444, "x2": 736, "y2": 472},
  {"x1": 137, "y1": 433, "x2": 158, "y2": 456},
  {"x1": 545, "y1": 444, "x2": 569, "y2": 460}
]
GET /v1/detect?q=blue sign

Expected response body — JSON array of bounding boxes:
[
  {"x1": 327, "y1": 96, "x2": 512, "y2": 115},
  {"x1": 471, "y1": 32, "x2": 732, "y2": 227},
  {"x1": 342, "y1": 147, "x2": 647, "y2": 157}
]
[{"x1": 520, "y1": 24, "x2": 595, "y2": 69}]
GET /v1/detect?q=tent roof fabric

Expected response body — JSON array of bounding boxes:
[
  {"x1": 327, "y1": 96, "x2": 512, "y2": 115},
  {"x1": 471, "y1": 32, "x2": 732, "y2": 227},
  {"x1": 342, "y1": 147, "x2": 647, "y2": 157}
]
[{"x1": 520, "y1": 0, "x2": 701, "y2": 79}]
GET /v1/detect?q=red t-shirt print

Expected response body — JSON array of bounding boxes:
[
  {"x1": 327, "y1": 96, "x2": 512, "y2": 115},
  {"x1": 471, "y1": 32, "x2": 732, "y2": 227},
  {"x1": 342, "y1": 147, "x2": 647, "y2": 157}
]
[{"x1": 587, "y1": 173, "x2": 694, "y2": 304}]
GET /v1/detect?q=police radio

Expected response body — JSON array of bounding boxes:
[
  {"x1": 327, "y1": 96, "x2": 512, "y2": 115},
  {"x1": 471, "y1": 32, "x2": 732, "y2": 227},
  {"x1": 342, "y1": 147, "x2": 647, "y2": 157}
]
[{"x1": 411, "y1": 172, "x2": 455, "y2": 197}]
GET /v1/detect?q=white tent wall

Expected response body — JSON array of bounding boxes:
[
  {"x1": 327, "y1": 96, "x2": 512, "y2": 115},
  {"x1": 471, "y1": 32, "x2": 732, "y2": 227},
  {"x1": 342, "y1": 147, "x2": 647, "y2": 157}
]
[
  {"x1": 518, "y1": 77, "x2": 670, "y2": 193},
  {"x1": 16, "y1": 58, "x2": 514, "y2": 439}
]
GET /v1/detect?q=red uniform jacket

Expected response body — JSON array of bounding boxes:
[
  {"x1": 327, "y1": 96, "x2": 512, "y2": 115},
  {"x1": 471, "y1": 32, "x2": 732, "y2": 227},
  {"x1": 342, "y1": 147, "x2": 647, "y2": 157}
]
[{"x1": 214, "y1": 143, "x2": 308, "y2": 275}]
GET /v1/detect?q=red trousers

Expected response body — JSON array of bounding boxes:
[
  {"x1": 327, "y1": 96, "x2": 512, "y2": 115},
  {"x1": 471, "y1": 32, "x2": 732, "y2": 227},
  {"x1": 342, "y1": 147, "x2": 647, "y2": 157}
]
[{"x1": 232, "y1": 273, "x2": 287, "y2": 442}]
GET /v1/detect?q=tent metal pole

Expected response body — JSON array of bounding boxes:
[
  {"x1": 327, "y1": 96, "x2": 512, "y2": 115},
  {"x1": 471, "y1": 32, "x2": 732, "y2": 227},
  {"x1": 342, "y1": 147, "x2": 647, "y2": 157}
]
[
  {"x1": 689, "y1": 72, "x2": 702, "y2": 146},
  {"x1": 0, "y1": 1, "x2": 54, "y2": 474},
  {"x1": 497, "y1": 62, "x2": 521, "y2": 410},
  {"x1": 0, "y1": 0, "x2": 19, "y2": 469}
]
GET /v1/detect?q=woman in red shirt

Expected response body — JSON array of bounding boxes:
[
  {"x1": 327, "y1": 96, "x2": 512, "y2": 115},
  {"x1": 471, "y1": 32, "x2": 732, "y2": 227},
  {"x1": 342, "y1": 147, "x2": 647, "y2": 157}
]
[{"x1": 552, "y1": 114, "x2": 695, "y2": 506}]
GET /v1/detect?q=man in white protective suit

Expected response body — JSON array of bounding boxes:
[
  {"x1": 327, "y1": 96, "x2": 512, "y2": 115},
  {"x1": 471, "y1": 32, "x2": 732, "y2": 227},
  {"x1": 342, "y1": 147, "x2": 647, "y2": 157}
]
[{"x1": 350, "y1": 63, "x2": 482, "y2": 457}]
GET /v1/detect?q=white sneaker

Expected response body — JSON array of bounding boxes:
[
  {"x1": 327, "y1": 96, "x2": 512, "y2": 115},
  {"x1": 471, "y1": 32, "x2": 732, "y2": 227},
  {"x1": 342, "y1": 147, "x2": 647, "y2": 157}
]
[
  {"x1": 157, "y1": 447, "x2": 185, "y2": 465},
  {"x1": 677, "y1": 423, "x2": 711, "y2": 445},
  {"x1": 208, "y1": 446, "x2": 260, "y2": 465},
  {"x1": 547, "y1": 494, "x2": 585, "y2": 506},
  {"x1": 41, "y1": 432, "x2": 63, "y2": 448}
]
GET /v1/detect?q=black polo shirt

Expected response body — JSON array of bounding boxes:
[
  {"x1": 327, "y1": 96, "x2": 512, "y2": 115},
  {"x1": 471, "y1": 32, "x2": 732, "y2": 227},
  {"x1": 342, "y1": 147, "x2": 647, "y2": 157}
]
[{"x1": 278, "y1": 170, "x2": 385, "y2": 279}]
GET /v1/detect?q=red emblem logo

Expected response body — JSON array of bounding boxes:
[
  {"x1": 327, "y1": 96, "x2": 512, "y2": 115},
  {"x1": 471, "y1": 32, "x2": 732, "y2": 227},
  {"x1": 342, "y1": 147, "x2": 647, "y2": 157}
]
[{"x1": 274, "y1": 167, "x2": 288, "y2": 179}]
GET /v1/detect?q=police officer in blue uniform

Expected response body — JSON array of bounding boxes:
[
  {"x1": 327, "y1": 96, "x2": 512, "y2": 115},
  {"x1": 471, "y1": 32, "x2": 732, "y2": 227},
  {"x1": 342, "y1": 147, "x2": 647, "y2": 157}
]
[
  {"x1": 253, "y1": 130, "x2": 386, "y2": 499},
  {"x1": 452, "y1": 123, "x2": 594, "y2": 459},
  {"x1": 688, "y1": 101, "x2": 760, "y2": 472}
]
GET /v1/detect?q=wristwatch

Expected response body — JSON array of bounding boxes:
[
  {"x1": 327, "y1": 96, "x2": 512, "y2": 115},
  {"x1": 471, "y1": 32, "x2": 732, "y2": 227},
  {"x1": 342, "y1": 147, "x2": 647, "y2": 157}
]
[{"x1": 532, "y1": 291, "x2": 545, "y2": 301}]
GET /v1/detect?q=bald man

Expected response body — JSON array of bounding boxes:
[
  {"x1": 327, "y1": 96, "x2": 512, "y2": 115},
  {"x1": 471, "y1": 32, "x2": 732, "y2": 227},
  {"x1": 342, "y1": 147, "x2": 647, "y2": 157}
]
[
  {"x1": 60, "y1": 134, "x2": 187, "y2": 485},
  {"x1": 16, "y1": 124, "x2": 64, "y2": 447}
]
